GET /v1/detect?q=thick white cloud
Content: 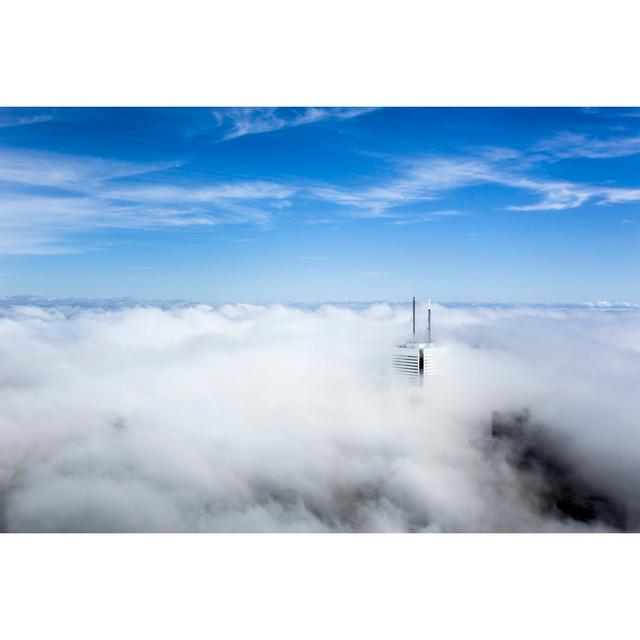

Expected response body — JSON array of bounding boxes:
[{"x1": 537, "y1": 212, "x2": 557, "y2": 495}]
[{"x1": 0, "y1": 302, "x2": 638, "y2": 532}]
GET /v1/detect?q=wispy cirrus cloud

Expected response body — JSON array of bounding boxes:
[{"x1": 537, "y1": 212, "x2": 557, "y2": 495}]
[
  {"x1": 391, "y1": 210, "x2": 465, "y2": 225},
  {"x1": 0, "y1": 111, "x2": 54, "y2": 129},
  {"x1": 313, "y1": 153, "x2": 640, "y2": 215},
  {"x1": 102, "y1": 181, "x2": 295, "y2": 204},
  {"x1": 0, "y1": 194, "x2": 229, "y2": 255},
  {"x1": 0, "y1": 190, "x2": 292, "y2": 254},
  {"x1": 311, "y1": 159, "x2": 487, "y2": 215},
  {"x1": 311, "y1": 157, "x2": 493, "y2": 215},
  {"x1": 0, "y1": 148, "x2": 182, "y2": 189},
  {"x1": 0, "y1": 146, "x2": 297, "y2": 253},
  {"x1": 213, "y1": 107, "x2": 376, "y2": 140},
  {"x1": 99, "y1": 180, "x2": 296, "y2": 229},
  {"x1": 4, "y1": 117, "x2": 640, "y2": 256},
  {"x1": 531, "y1": 132, "x2": 640, "y2": 161}
]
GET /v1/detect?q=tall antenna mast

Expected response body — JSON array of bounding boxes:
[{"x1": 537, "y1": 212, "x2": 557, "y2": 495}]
[
  {"x1": 427, "y1": 299, "x2": 432, "y2": 343},
  {"x1": 412, "y1": 296, "x2": 416, "y2": 341}
]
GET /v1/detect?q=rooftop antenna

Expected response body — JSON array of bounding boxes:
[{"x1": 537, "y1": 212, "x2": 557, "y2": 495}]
[
  {"x1": 412, "y1": 296, "x2": 416, "y2": 341},
  {"x1": 427, "y1": 299, "x2": 432, "y2": 343}
]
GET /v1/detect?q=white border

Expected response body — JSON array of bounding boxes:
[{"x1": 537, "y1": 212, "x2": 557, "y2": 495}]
[
  {"x1": 1, "y1": 0, "x2": 640, "y2": 105},
  {"x1": 1, "y1": 534, "x2": 638, "y2": 639}
]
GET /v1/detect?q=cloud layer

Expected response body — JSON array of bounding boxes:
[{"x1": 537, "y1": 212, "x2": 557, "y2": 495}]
[
  {"x1": 0, "y1": 301, "x2": 638, "y2": 532},
  {"x1": 212, "y1": 107, "x2": 376, "y2": 140},
  {"x1": 2, "y1": 108, "x2": 640, "y2": 254},
  {"x1": 0, "y1": 147, "x2": 294, "y2": 253}
]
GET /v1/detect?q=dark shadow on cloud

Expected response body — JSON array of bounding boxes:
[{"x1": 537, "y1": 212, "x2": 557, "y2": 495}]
[{"x1": 491, "y1": 410, "x2": 629, "y2": 531}]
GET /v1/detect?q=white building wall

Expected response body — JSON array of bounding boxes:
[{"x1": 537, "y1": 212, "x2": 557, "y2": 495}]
[
  {"x1": 392, "y1": 343, "x2": 438, "y2": 385},
  {"x1": 391, "y1": 345, "x2": 422, "y2": 385}
]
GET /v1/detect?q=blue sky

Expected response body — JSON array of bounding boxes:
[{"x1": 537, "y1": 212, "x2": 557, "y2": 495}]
[{"x1": 0, "y1": 107, "x2": 638, "y2": 303}]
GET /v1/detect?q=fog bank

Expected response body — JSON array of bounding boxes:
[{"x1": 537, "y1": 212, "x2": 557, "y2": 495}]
[{"x1": 0, "y1": 301, "x2": 638, "y2": 532}]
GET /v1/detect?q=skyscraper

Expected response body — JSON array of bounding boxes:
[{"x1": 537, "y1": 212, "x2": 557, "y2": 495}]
[{"x1": 392, "y1": 298, "x2": 436, "y2": 385}]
